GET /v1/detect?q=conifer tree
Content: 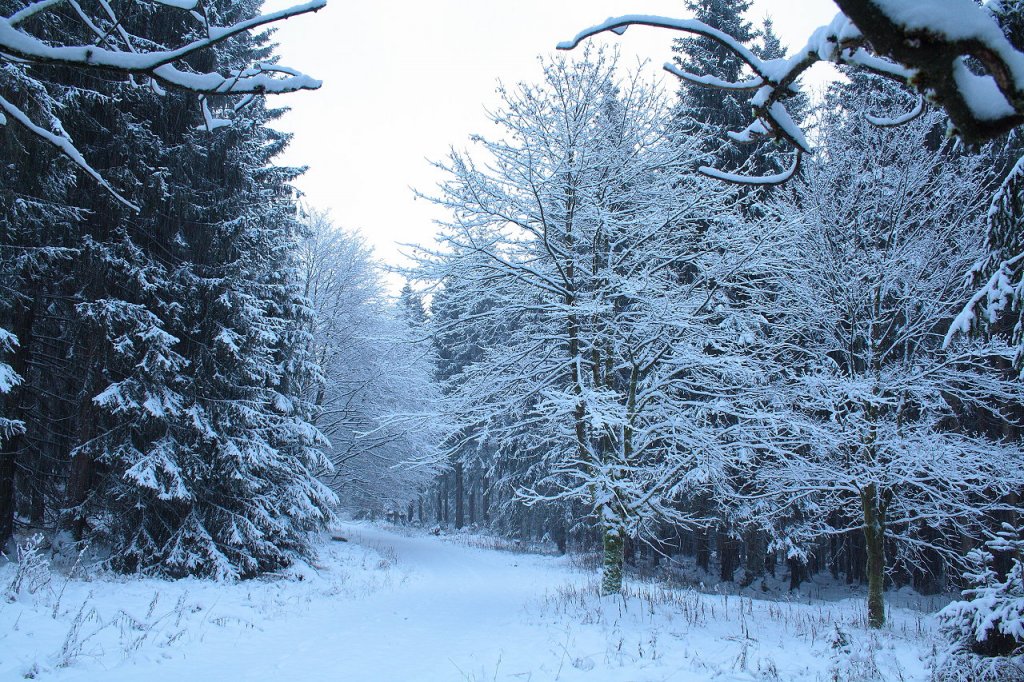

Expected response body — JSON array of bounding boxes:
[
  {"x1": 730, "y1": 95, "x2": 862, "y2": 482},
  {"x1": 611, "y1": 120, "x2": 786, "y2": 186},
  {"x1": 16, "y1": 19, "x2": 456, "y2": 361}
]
[{"x1": 0, "y1": 0, "x2": 336, "y2": 575}]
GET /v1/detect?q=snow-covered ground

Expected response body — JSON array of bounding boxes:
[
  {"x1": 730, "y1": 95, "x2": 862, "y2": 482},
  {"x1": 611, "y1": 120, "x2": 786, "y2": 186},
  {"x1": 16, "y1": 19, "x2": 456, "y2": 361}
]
[{"x1": 1, "y1": 523, "x2": 941, "y2": 681}]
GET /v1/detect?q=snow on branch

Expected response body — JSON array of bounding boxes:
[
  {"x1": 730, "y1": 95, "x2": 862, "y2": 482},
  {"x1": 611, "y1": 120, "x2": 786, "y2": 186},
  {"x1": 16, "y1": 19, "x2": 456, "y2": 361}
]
[
  {"x1": 559, "y1": 1, "x2": 1024, "y2": 184},
  {"x1": 1, "y1": 0, "x2": 326, "y2": 207}
]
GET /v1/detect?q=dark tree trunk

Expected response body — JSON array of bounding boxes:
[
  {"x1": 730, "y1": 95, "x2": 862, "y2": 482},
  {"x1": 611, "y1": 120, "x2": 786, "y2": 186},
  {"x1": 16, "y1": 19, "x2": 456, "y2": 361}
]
[
  {"x1": 454, "y1": 461, "x2": 464, "y2": 530},
  {"x1": 861, "y1": 483, "x2": 889, "y2": 629},
  {"x1": 742, "y1": 528, "x2": 765, "y2": 586},
  {"x1": 481, "y1": 476, "x2": 489, "y2": 524},
  {"x1": 0, "y1": 301, "x2": 35, "y2": 548},
  {"x1": 829, "y1": 532, "x2": 841, "y2": 580},
  {"x1": 788, "y1": 557, "x2": 804, "y2": 591},
  {"x1": 442, "y1": 474, "x2": 450, "y2": 525},
  {"x1": 696, "y1": 527, "x2": 711, "y2": 572},
  {"x1": 719, "y1": 528, "x2": 740, "y2": 582},
  {"x1": 0, "y1": 448, "x2": 15, "y2": 549}
]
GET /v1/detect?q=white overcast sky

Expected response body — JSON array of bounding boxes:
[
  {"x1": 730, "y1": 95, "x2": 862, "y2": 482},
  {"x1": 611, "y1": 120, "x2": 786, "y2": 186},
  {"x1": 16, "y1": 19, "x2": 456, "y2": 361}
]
[{"x1": 262, "y1": 1, "x2": 839, "y2": 278}]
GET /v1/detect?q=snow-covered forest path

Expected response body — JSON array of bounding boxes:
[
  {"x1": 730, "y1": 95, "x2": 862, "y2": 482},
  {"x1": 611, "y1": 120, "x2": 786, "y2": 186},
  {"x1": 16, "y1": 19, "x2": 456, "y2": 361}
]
[
  {"x1": 2, "y1": 523, "x2": 939, "y2": 682},
  {"x1": 270, "y1": 523, "x2": 577, "y2": 681}
]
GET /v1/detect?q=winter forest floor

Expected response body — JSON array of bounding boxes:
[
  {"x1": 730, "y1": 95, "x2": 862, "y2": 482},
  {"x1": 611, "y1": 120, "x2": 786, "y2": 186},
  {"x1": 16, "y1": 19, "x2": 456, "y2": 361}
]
[{"x1": 0, "y1": 523, "x2": 943, "y2": 682}]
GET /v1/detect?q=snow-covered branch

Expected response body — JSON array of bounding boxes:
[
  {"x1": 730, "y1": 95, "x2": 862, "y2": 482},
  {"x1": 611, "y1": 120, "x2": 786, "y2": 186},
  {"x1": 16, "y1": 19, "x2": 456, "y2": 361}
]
[
  {"x1": 559, "y1": 1, "x2": 1024, "y2": 183},
  {"x1": 1, "y1": 0, "x2": 326, "y2": 207}
]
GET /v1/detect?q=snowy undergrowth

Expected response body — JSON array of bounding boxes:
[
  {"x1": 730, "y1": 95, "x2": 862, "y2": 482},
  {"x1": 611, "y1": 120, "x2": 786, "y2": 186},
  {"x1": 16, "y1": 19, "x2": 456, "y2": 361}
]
[
  {"x1": 0, "y1": 531, "x2": 404, "y2": 680},
  {"x1": 0, "y1": 525, "x2": 942, "y2": 681},
  {"x1": 527, "y1": 578, "x2": 936, "y2": 681}
]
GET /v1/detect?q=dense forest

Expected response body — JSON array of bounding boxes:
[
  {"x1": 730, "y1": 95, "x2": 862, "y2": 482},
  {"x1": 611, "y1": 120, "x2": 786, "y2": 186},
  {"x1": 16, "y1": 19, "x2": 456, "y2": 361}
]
[{"x1": 3, "y1": 1, "x2": 1024, "y2": 680}]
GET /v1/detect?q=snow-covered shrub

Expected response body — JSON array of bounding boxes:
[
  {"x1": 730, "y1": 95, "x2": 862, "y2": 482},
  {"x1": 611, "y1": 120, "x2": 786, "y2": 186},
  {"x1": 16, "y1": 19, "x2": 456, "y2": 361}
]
[
  {"x1": 829, "y1": 625, "x2": 884, "y2": 682},
  {"x1": 4, "y1": 534, "x2": 51, "y2": 601},
  {"x1": 934, "y1": 524, "x2": 1024, "y2": 681}
]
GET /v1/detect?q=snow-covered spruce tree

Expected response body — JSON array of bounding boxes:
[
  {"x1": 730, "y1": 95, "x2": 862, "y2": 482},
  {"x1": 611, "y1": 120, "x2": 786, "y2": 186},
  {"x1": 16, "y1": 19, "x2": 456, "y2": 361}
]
[
  {"x1": 135, "y1": 17, "x2": 337, "y2": 576},
  {"x1": 0, "y1": 0, "x2": 336, "y2": 577},
  {"x1": 935, "y1": 523, "x2": 1024, "y2": 681},
  {"x1": 948, "y1": 1, "x2": 1024, "y2": 373},
  {"x1": 416, "y1": 49, "x2": 773, "y2": 594},
  {"x1": 751, "y1": 84, "x2": 1024, "y2": 629},
  {"x1": 670, "y1": 0, "x2": 754, "y2": 170},
  {"x1": 298, "y1": 212, "x2": 442, "y2": 518},
  {"x1": 0, "y1": 4, "x2": 88, "y2": 547}
]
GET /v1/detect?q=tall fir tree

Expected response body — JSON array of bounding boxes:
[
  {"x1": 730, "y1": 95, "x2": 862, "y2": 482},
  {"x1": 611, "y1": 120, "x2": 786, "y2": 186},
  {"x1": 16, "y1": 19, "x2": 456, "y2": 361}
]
[
  {"x1": 0, "y1": 0, "x2": 336, "y2": 575},
  {"x1": 671, "y1": 0, "x2": 755, "y2": 170}
]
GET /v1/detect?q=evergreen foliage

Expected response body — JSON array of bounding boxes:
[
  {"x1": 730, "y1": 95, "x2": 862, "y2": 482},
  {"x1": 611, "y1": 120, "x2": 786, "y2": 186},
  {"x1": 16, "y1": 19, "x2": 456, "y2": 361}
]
[
  {"x1": 0, "y1": 0, "x2": 336, "y2": 577},
  {"x1": 936, "y1": 524, "x2": 1024, "y2": 681}
]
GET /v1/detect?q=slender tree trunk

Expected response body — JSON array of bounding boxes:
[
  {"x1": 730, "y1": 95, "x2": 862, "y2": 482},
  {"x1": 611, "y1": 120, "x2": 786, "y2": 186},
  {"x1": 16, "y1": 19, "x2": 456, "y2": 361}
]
[
  {"x1": 467, "y1": 476, "x2": 475, "y2": 526},
  {"x1": 454, "y1": 461, "x2": 464, "y2": 530},
  {"x1": 442, "y1": 474, "x2": 450, "y2": 525},
  {"x1": 0, "y1": 302, "x2": 35, "y2": 548},
  {"x1": 481, "y1": 475, "x2": 489, "y2": 524},
  {"x1": 861, "y1": 483, "x2": 888, "y2": 628},
  {"x1": 65, "y1": 364, "x2": 98, "y2": 541},
  {"x1": 0, "y1": 448, "x2": 14, "y2": 549},
  {"x1": 696, "y1": 527, "x2": 711, "y2": 572},
  {"x1": 719, "y1": 526, "x2": 740, "y2": 582},
  {"x1": 601, "y1": 514, "x2": 625, "y2": 595}
]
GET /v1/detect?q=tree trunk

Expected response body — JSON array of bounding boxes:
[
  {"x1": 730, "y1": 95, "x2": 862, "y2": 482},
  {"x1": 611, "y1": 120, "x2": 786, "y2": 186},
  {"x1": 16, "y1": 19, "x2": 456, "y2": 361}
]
[
  {"x1": 65, "y1": 370, "x2": 98, "y2": 540},
  {"x1": 601, "y1": 517, "x2": 625, "y2": 595},
  {"x1": 481, "y1": 475, "x2": 489, "y2": 524},
  {"x1": 719, "y1": 527, "x2": 740, "y2": 582},
  {"x1": 861, "y1": 483, "x2": 889, "y2": 629},
  {"x1": 0, "y1": 302, "x2": 35, "y2": 548},
  {"x1": 442, "y1": 474, "x2": 450, "y2": 525},
  {"x1": 696, "y1": 527, "x2": 711, "y2": 572},
  {"x1": 742, "y1": 527, "x2": 765, "y2": 586},
  {"x1": 0, "y1": 448, "x2": 14, "y2": 548},
  {"x1": 454, "y1": 461, "x2": 464, "y2": 529},
  {"x1": 788, "y1": 557, "x2": 804, "y2": 591}
]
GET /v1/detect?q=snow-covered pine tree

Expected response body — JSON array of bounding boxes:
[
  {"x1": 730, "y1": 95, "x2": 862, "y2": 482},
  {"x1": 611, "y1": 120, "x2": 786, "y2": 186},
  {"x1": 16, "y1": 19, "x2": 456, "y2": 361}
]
[
  {"x1": 935, "y1": 523, "x2": 1024, "y2": 681},
  {"x1": 676, "y1": 8, "x2": 802, "y2": 188},
  {"x1": 146, "y1": 10, "x2": 338, "y2": 574},
  {"x1": 671, "y1": 0, "x2": 755, "y2": 171},
  {"x1": 0, "y1": 0, "x2": 335, "y2": 576}
]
